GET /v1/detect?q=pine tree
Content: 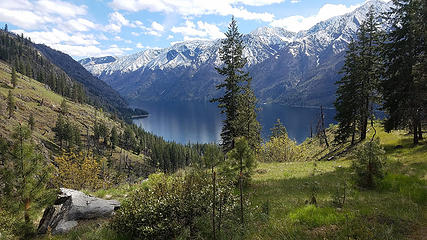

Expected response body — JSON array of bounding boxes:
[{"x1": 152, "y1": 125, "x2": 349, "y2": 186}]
[
  {"x1": 334, "y1": 7, "x2": 383, "y2": 143},
  {"x1": 335, "y1": 39, "x2": 360, "y2": 144},
  {"x1": 110, "y1": 126, "x2": 119, "y2": 150},
  {"x1": 28, "y1": 113, "x2": 35, "y2": 131},
  {"x1": 7, "y1": 90, "x2": 15, "y2": 119},
  {"x1": 53, "y1": 114, "x2": 66, "y2": 146},
  {"x1": 11, "y1": 66, "x2": 17, "y2": 88},
  {"x1": 211, "y1": 16, "x2": 259, "y2": 152},
  {"x1": 271, "y1": 118, "x2": 287, "y2": 138},
  {"x1": 236, "y1": 83, "x2": 261, "y2": 149},
  {"x1": 0, "y1": 124, "x2": 53, "y2": 236},
  {"x1": 382, "y1": 0, "x2": 426, "y2": 144},
  {"x1": 60, "y1": 99, "x2": 68, "y2": 115}
]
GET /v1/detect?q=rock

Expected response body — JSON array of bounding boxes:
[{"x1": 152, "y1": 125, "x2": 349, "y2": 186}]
[{"x1": 38, "y1": 188, "x2": 120, "y2": 235}]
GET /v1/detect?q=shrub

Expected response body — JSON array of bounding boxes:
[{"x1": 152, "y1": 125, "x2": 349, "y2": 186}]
[
  {"x1": 352, "y1": 138, "x2": 385, "y2": 189},
  {"x1": 111, "y1": 171, "x2": 239, "y2": 239},
  {"x1": 52, "y1": 150, "x2": 107, "y2": 190},
  {"x1": 379, "y1": 174, "x2": 427, "y2": 204},
  {"x1": 258, "y1": 136, "x2": 302, "y2": 162},
  {"x1": 288, "y1": 205, "x2": 353, "y2": 227}
]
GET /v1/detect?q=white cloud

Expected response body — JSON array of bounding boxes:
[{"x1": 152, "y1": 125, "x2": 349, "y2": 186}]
[
  {"x1": 131, "y1": 31, "x2": 140, "y2": 36},
  {"x1": 36, "y1": 0, "x2": 87, "y2": 18},
  {"x1": 12, "y1": 29, "x2": 99, "y2": 46},
  {"x1": 290, "y1": 0, "x2": 300, "y2": 3},
  {"x1": 136, "y1": 43, "x2": 145, "y2": 48},
  {"x1": 110, "y1": 0, "x2": 276, "y2": 22},
  {"x1": 171, "y1": 20, "x2": 223, "y2": 40},
  {"x1": 151, "y1": 21, "x2": 164, "y2": 32},
  {"x1": 167, "y1": 35, "x2": 174, "y2": 39},
  {"x1": 105, "y1": 11, "x2": 138, "y2": 33},
  {"x1": 64, "y1": 18, "x2": 97, "y2": 32},
  {"x1": 271, "y1": 3, "x2": 360, "y2": 32}
]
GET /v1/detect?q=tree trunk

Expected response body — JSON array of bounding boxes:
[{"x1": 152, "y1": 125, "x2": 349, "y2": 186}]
[
  {"x1": 413, "y1": 122, "x2": 419, "y2": 145},
  {"x1": 24, "y1": 198, "x2": 31, "y2": 224},
  {"x1": 418, "y1": 121, "x2": 423, "y2": 140}
]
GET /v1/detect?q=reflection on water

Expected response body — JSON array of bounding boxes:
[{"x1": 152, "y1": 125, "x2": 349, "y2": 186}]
[{"x1": 132, "y1": 101, "x2": 336, "y2": 144}]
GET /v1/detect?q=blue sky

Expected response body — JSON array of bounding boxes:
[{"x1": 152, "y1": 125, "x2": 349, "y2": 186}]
[{"x1": 0, "y1": 0, "x2": 379, "y2": 59}]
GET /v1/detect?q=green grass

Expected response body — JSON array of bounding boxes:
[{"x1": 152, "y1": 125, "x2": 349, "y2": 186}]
[
  {"x1": 245, "y1": 126, "x2": 426, "y2": 239},
  {"x1": 288, "y1": 205, "x2": 353, "y2": 227}
]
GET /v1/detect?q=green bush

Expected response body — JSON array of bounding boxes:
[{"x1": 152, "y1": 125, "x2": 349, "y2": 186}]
[
  {"x1": 379, "y1": 174, "x2": 427, "y2": 204},
  {"x1": 352, "y1": 139, "x2": 385, "y2": 189},
  {"x1": 288, "y1": 205, "x2": 352, "y2": 227},
  {"x1": 111, "y1": 171, "x2": 240, "y2": 239}
]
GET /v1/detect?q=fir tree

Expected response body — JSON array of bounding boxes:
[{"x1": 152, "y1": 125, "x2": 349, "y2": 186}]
[
  {"x1": 382, "y1": 0, "x2": 426, "y2": 144},
  {"x1": 236, "y1": 83, "x2": 261, "y2": 149},
  {"x1": 28, "y1": 113, "x2": 35, "y2": 131},
  {"x1": 271, "y1": 118, "x2": 287, "y2": 138},
  {"x1": 334, "y1": 39, "x2": 360, "y2": 144},
  {"x1": 211, "y1": 16, "x2": 259, "y2": 152},
  {"x1": 110, "y1": 126, "x2": 119, "y2": 150},
  {"x1": 60, "y1": 99, "x2": 68, "y2": 115},
  {"x1": 334, "y1": 7, "x2": 383, "y2": 143},
  {"x1": 7, "y1": 90, "x2": 15, "y2": 119},
  {"x1": 11, "y1": 66, "x2": 17, "y2": 88},
  {"x1": 0, "y1": 124, "x2": 53, "y2": 236}
]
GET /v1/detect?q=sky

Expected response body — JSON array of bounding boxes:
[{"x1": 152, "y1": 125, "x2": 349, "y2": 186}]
[{"x1": 0, "y1": 0, "x2": 384, "y2": 60}]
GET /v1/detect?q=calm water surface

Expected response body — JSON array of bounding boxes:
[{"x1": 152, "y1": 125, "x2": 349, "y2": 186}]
[{"x1": 132, "y1": 101, "x2": 336, "y2": 144}]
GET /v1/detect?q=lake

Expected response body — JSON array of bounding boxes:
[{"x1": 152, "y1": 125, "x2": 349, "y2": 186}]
[{"x1": 132, "y1": 101, "x2": 336, "y2": 144}]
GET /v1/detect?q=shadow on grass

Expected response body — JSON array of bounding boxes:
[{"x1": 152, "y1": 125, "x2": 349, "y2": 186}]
[
  {"x1": 0, "y1": 82, "x2": 13, "y2": 89},
  {"x1": 248, "y1": 164, "x2": 423, "y2": 240}
]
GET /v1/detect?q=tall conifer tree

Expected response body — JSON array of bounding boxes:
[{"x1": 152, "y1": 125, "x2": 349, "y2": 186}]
[
  {"x1": 334, "y1": 7, "x2": 383, "y2": 143},
  {"x1": 382, "y1": 0, "x2": 426, "y2": 144},
  {"x1": 212, "y1": 16, "x2": 260, "y2": 152}
]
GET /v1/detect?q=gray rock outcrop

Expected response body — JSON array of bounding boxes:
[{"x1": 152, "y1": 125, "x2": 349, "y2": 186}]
[{"x1": 38, "y1": 188, "x2": 120, "y2": 234}]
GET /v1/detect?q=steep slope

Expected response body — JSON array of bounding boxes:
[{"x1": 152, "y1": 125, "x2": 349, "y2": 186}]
[
  {"x1": 80, "y1": 0, "x2": 391, "y2": 107},
  {"x1": 34, "y1": 44, "x2": 128, "y2": 113}
]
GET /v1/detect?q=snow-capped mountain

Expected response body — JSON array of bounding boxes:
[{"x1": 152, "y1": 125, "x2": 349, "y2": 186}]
[{"x1": 79, "y1": 0, "x2": 391, "y2": 106}]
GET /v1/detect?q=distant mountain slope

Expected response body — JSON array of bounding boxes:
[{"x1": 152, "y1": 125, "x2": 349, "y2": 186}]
[
  {"x1": 80, "y1": 0, "x2": 391, "y2": 107},
  {"x1": 34, "y1": 44, "x2": 128, "y2": 113}
]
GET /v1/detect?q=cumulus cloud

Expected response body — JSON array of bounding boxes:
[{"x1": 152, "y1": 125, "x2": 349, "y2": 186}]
[
  {"x1": 271, "y1": 3, "x2": 360, "y2": 32},
  {"x1": 12, "y1": 29, "x2": 99, "y2": 46},
  {"x1": 105, "y1": 11, "x2": 137, "y2": 33},
  {"x1": 171, "y1": 20, "x2": 224, "y2": 41},
  {"x1": 110, "y1": 0, "x2": 276, "y2": 22}
]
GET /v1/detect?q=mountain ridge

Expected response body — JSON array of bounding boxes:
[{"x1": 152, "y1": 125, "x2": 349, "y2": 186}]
[{"x1": 79, "y1": 0, "x2": 391, "y2": 107}]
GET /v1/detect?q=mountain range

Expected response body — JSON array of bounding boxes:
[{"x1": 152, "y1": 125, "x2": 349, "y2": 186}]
[{"x1": 79, "y1": 0, "x2": 391, "y2": 107}]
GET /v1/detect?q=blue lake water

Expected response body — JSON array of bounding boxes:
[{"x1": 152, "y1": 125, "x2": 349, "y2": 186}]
[{"x1": 132, "y1": 101, "x2": 336, "y2": 144}]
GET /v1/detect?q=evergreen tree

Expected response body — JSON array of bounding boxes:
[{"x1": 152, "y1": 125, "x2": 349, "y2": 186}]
[
  {"x1": 235, "y1": 84, "x2": 261, "y2": 149},
  {"x1": 7, "y1": 90, "x2": 15, "y2": 119},
  {"x1": 60, "y1": 99, "x2": 68, "y2": 115},
  {"x1": 53, "y1": 114, "x2": 65, "y2": 146},
  {"x1": 110, "y1": 126, "x2": 119, "y2": 150},
  {"x1": 271, "y1": 118, "x2": 287, "y2": 138},
  {"x1": 0, "y1": 124, "x2": 53, "y2": 236},
  {"x1": 211, "y1": 16, "x2": 259, "y2": 152},
  {"x1": 4, "y1": 24, "x2": 7, "y2": 32},
  {"x1": 28, "y1": 113, "x2": 35, "y2": 131},
  {"x1": 382, "y1": 0, "x2": 426, "y2": 144},
  {"x1": 335, "y1": 39, "x2": 360, "y2": 144},
  {"x1": 224, "y1": 137, "x2": 256, "y2": 224},
  {"x1": 11, "y1": 66, "x2": 17, "y2": 88},
  {"x1": 334, "y1": 7, "x2": 383, "y2": 143}
]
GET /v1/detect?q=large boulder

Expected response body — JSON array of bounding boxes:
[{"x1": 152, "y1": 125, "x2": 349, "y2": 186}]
[{"x1": 38, "y1": 188, "x2": 120, "y2": 234}]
